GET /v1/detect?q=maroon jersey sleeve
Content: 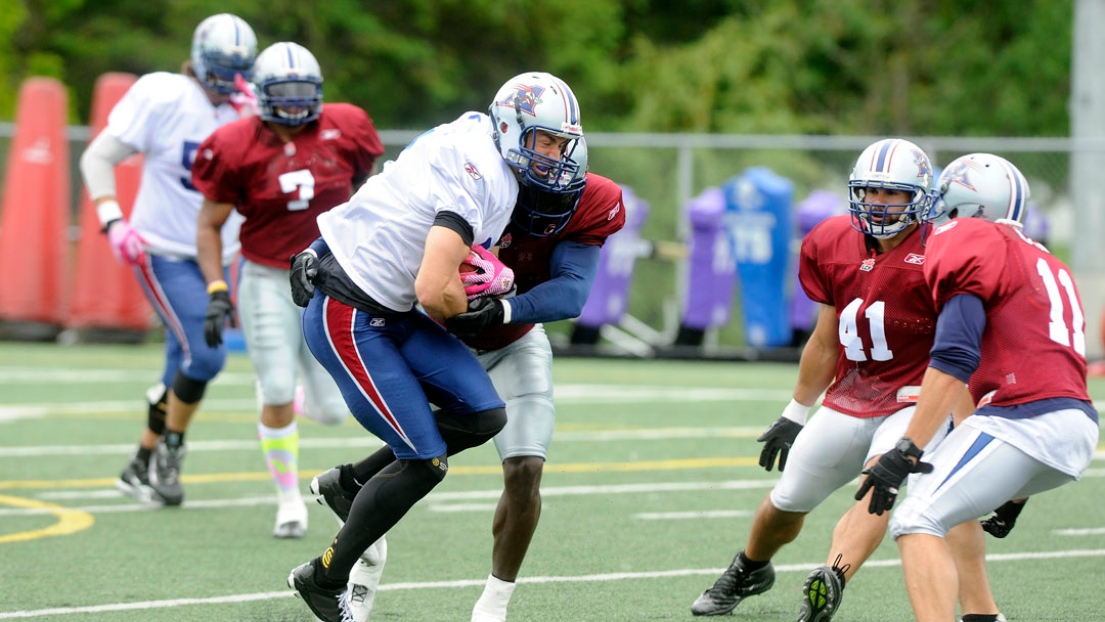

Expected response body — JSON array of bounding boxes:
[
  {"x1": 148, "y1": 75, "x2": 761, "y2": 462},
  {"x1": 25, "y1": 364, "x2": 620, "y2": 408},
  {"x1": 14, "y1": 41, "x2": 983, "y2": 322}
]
[
  {"x1": 798, "y1": 216, "x2": 853, "y2": 306},
  {"x1": 561, "y1": 174, "x2": 626, "y2": 246},
  {"x1": 192, "y1": 117, "x2": 259, "y2": 205},
  {"x1": 922, "y1": 218, "x2": 1009, "y2": 312},
  {"x1": 326, "y1": 103, "x2": 384, "y2": 178}
]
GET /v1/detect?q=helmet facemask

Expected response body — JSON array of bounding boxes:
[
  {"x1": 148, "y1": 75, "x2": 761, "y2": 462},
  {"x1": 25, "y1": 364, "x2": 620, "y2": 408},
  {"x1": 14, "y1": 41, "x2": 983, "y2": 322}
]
[
  {"x1": 847, "y1": 138, "x2": 934, "y2": 239},
  {"x1": 191, "y1": 14, "x2": 257, "y2": 97}
]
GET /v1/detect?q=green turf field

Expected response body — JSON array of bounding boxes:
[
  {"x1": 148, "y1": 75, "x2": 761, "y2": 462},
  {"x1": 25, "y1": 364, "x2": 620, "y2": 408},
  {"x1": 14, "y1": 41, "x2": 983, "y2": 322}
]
[{"x1": 0, "y1": 342, "x2": 1102, "y2": 621}]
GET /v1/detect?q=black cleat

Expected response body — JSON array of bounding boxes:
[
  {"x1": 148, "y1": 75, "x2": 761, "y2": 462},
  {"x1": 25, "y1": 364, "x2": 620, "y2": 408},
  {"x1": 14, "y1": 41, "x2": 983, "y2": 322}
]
[
  {"x1": 311, "y1": 466, "x2": 354, "y2": 523},
  {"x1": 150, "y1": 439, "x2": 185, "y2": 506},
  {"x1": 288, "y1": 559, "x2": 353, "y2": 622},
  {"x1": 797, "y1": 558, "x2": 848, "y2": 622},
  {"x1": 115, "y1": 456, "x2": 155, "y2": 504},
  {"x1": 691, "y1": 552, "x2": 775, "y2": 616}
]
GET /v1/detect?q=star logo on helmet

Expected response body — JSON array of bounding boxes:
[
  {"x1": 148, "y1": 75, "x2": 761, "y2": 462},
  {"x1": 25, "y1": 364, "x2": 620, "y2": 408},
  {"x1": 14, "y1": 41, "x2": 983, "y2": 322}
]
[
  {"x1": 942, "y1": 161, "x2": 977, "y2": 192},
  {"x1": 913, "y1": 149, "x2": 932, "y2": 182},
  {"x1": 497, "y1": 84, "x2": 545, "y2": 117}
]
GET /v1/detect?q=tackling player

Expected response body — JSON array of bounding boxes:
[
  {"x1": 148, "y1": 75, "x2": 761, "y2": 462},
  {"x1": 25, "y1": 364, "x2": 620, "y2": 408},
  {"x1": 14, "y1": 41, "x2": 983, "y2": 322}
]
[
  {"x1": 192, "y1": 42, "x2": 384, "y2": 542},
  {"x1": 78, "y1": 14, "x2": 257, "y2": 507},
  {"x1": 284, "y1": 72, "x2": 585, "y2": 622},
  {"x1": 858, "y1": 153, "x2": 1098, "y2": 622}
]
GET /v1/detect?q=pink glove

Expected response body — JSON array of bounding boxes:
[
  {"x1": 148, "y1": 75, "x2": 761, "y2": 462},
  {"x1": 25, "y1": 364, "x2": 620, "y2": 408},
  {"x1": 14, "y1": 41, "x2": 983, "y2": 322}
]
[
  {"x1": 460, "y1": 245, "x2": 515, "y2": 300},
  {"x1": 229, "y1": 73, "x2": 260, "y2": 117},
  {"x1": 107, "y1": 219, "x2": 147, "y2": 266}
]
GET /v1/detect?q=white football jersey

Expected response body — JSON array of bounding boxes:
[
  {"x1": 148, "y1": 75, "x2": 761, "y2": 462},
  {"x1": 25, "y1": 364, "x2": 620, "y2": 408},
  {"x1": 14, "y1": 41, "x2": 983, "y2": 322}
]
[
  {"x1": 106, "y1": 72, "x2": 243, "y2": 261},
  {"x1": 318, "y1": 112, "x2": 518, "y2": 312}
]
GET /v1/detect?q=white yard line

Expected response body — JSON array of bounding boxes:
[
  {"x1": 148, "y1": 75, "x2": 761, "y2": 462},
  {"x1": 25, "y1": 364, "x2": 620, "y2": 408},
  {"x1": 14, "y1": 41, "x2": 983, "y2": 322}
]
[{"x1": 1, "y1": 549, "x2": 1104, "y2": 619}]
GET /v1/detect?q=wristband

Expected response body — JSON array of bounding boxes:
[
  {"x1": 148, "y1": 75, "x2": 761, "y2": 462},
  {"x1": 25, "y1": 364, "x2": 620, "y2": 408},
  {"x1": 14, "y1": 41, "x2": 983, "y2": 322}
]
[
  {"x1": 207, "y1": 280, "x2": 229, "y2": 295},
  {"x1": 96, "y1": 199, "x2": 124, "y2": 232},
  {"x1": 781, "y1": 399, "x2": 811, "y2": 425},
  {"x1": 500, "y1": 299, "x2": 512, "y2": 324}
]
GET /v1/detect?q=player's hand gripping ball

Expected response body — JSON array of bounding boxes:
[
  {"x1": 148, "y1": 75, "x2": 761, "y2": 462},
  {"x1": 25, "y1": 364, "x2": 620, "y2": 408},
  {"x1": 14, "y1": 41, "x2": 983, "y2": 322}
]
[{"x1": 459, "y1": 245, "x2": 515, "y2": 300}]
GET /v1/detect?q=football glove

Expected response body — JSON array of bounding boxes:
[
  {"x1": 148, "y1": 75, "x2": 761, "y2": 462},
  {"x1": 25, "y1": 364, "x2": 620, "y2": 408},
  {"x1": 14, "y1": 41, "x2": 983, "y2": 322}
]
[
  {"x1": 444, "y1": 297, "x2": 505, "y2": 338},
  {"x1": 105, "y1": 219, "x2": 147, "y2": 266},
  {"x1": 460, "y1": 245, "x2": 515, "y2": 300},
  {"x1": 855, "y1": 443, "x2": 933, "y2": 516},
  {"x1": 757, "y1": 417, "x2": 803, "y2": 472},
  {"x1": 289, "y1": 250, "x2": 319, "y2": 308},
  {"x1": 980, "y1": 499, "x2": 1027, "y2": 538},
  {"x1": 203, "y1": 290, "x2": 236, "y2": 347}
]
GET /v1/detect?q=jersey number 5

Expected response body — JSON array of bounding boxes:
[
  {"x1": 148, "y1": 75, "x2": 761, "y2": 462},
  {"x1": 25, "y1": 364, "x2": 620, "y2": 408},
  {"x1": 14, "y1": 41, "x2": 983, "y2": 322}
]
[
  {"x1": 280, "y1": 169, "x2": 316, "y2": 211},
  {"x1": 1037, "y1": 258, "x2": 1086, "y2": 356},
  {"x1": 839, "y1": 298, "x2": 892, "y2": 362}
]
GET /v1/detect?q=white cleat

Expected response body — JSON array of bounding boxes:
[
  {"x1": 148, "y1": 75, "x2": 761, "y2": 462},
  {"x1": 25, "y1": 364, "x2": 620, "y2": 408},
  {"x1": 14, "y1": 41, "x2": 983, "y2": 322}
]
[{"x1": 273, "y1": 497, "x2": 308, "y2": 539}]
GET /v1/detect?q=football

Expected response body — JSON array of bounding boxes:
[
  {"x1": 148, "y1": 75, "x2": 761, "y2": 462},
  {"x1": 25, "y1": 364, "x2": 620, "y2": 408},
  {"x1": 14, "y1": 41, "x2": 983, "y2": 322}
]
[{"x1": 459, "y1": 262, "x2": 479, "y2": 274}]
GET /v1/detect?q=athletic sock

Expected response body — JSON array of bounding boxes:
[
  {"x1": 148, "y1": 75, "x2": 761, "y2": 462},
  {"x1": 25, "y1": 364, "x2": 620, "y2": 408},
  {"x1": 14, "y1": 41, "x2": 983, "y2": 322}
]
[
  {"x1": 472, "y1": 574, "x2": 515, "y2": 620},
  {"x1": 258, "y1": 421, "x2": 301, "y2": 497},
  {"x1": 962, "y1": 614, "x2": 1000, "y2": 622},
  {"x1": 135, "y1": 446, "x2": 153, "y2": 466},
  {"x1": 738, "y1": 551, "x2": 769, "y2": 571}
]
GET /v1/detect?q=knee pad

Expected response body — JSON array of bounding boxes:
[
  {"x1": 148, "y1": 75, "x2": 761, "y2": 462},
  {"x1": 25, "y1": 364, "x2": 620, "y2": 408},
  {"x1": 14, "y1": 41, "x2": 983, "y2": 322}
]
[
  {"x1": 171, "y1": 371, "x2": 208, "y2": 405},
  {"x1": 146, "y1": 383, "x2": 168, "y2": 435},
  {"x1": 435, "y1": 407, "x2": 507, "y2": 455}
]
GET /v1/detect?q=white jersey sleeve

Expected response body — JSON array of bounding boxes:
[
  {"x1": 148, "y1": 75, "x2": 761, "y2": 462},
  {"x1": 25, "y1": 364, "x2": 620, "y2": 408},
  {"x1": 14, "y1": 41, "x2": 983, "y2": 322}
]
[
  {"x1": 317, "y1": 112, "x2": 518, "y2": 311},
  {"x1": 105, "y1": 72, "x2": 244, "y2": 262}
]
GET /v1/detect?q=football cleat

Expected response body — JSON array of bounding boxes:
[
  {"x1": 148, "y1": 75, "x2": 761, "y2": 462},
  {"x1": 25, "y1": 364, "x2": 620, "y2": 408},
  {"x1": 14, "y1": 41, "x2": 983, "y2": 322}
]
[
  {"x1": 273, "y1": 497, "x2": 308, "y2": 539},
  {"x1": 691, "y1": 552, "x2": 775, "y2": 616},
  {"x1": 288, "y1": 559, "x2": 354, "y2": 622},
  {"x1": 347, "y1": 537, "x2": 388, "y2": 622},
  {"x1": 150, "y1": 438, "x2": 185, "y2": 506},
  {"x1": 115, "y1": 456, "x2": 156, "y2": 504},
  {"x1": 797, "y1": 558, "x2": 848, "y2": 622},
  {"x1": 311, "y1": 466, "x2": 354, "y2": 524}
]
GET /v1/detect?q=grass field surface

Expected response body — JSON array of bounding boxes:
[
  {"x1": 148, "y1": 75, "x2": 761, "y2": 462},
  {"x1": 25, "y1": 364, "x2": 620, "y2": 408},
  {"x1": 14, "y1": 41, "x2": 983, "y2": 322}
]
[{"x1": 0, "y1": 342, "x2": 1102, "y2": 621}]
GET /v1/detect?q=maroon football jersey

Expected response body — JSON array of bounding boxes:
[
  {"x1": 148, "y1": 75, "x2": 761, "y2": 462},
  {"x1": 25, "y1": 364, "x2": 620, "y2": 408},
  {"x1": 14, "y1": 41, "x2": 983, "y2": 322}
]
[
  {"x1": 462, "y1": 173, "x2": 626, "y2": 351},
  {"x1": 799, "y1": 215, "x2": 936, "y2": 418},
  {"x1": 924, "y1": 217, "x2": 1090, "y2": 406},
  {"x1": 192, "y1": 103, "x2": 384, "y2": 267}
]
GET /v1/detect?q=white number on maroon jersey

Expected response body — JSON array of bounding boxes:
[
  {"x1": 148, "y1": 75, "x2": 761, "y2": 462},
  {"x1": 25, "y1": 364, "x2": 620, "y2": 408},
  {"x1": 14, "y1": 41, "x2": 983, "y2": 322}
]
[
  {"x1": 279, "y1": 169, "x2": 315, "y2": 211},
  {"x1": 1037, "y1": 258, "x2": 1086, "y2": 356},
  {"x1": 839, "y1": 298, "x2": 892, "y2": 362}
]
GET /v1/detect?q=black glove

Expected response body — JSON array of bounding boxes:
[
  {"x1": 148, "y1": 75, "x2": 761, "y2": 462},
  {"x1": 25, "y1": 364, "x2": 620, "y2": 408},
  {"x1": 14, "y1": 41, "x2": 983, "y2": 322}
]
[
  {"x1": 444, "y1": 297, "x2": 505, "y2": 338},
  {"x1": 203, "y1": 290, "x2": 236, "y2": 347},
  {"x1": 855, "y1": 441, "x2": 933, "y2": 516},
  {"x1": 290, "y1": 251, "x2": 319, "y2": 308},
  {"x1": 757, "y1": 417, "x2": 803, "y2": 472},
  {"x1": 980, "y1": 499, "x2": 1027, "y2": 538}
]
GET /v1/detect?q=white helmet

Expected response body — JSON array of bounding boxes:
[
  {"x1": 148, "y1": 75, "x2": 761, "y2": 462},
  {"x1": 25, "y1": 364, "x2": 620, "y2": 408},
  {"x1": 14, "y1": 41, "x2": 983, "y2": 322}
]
[
  {"x1": 513, "y1": 137, "x2": 588, "y2": 237},
  {"x1": 848, "y1": 138, "x2": 934, "y2": 239},
  {"x1": 191, "y1": 14, "x2": 257, "y2": 96},
  {"x1": 253, "y1": 42, "x2": 324, "y2": 125},
  {"x1": 489, "y1": 71, "x2": 583, "y2": 192},
  {"x1": 928, "y1": 153, "x2": 1030, "y2": 227}
]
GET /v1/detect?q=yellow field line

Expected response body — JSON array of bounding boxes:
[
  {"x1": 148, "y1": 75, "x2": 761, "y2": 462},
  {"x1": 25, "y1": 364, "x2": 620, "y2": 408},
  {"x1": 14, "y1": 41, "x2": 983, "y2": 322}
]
[{"x1": 0, "y1": 494, "x2": 95, "y2": 543}]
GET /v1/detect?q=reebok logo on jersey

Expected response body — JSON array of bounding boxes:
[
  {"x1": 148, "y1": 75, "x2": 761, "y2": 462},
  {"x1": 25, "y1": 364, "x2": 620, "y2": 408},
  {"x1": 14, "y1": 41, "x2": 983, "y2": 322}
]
[
  {"x1": 370, "y1": 317, "x2": 385, "y2": 327},
  {"x1": 608, "y1": 201, "x2": 621, "y2": 221},
  {"x1": 904, "y1": 253, "x2": 925, "y2": 265},
  {"x1": 321, "y1": 129, "x2": 342, "y2": 140},
  {"x1": 464, "y1": 162, "x2": 482, "y2": 180},
  {"x1": 860, "y1": 258, "x2": 876, "y2": 272},
  {"x1": 500, "y1": 233, "x2": 513, "y2": 249}
]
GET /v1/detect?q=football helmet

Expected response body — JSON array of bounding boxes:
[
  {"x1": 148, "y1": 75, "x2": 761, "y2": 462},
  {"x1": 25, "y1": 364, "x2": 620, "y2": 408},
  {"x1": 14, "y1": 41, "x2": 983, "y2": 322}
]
[
  {"x1": 253, "y1": 42, "x2": 324, "y2": 125},
  {"x1": 489, "y1": 71, "x2": 583, "y2": 192},
  {"x1": 191, "y1": 14, "x2": 257, "y2": 96},
  {"x1": 847, "y1": 138, "x2": 933, "y2": 239},
  {"x1": 927, "y1": 153, "x2": 1030, "y2": 227},
  {"x1": 512, "y1": 137, "x2": 588, "y2": 237}
]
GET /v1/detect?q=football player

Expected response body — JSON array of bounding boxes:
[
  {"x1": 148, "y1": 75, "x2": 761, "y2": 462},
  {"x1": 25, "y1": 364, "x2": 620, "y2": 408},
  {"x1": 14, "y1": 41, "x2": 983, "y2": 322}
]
[
  {"x1": 192, "y1": 41, "x2": 384, "y2": 542},
  {"x1": 859, "y1": 153, "x2": 1097, "y2": 622},
  {"x1": 692, "y1": 139, "x2": 1002, "y2": 622},
  {"x1": 284, "y1": 71, "x2": 584, "y2": 622},
  {"x1": 78, "y1": 13, "x2": 257, "y2": 507}
]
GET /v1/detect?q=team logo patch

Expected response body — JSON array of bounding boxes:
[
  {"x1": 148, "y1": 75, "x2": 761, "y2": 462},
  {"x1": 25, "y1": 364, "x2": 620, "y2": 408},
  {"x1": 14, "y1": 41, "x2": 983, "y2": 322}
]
[
  {"x1": 464, "y1": 162, "x2": 482, "y2": 180},
  {"x1": 350, "y1": 584, "x2": 368, "y2": 604},
  {"x1": 608, "y1": 201, "x2": 621, "y2": 221},
  {"x1": 904, "y1": 253, "x2": 925, "y2": 265},
  {"x1": 321, "y1": 129, "x2": 342, "y2": 140},
  {"x1": 370, "y1": 317, "x2": 385, "y2": 327},
  {"x1": 860, "y1": 258, "x2": 876, "y2": 272},
  {"x1": 496, "y1": 84, "x2": 545, "y2": 117},
  {"x1": 934, "y1": 220, "x2": 959, "y2": 235},
  {"x1": 500, "y1": 232, "x2": 513, "y2": 249},
  {"x1": 321, "y1": 547, "x2": 334, "y2": 568}
]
